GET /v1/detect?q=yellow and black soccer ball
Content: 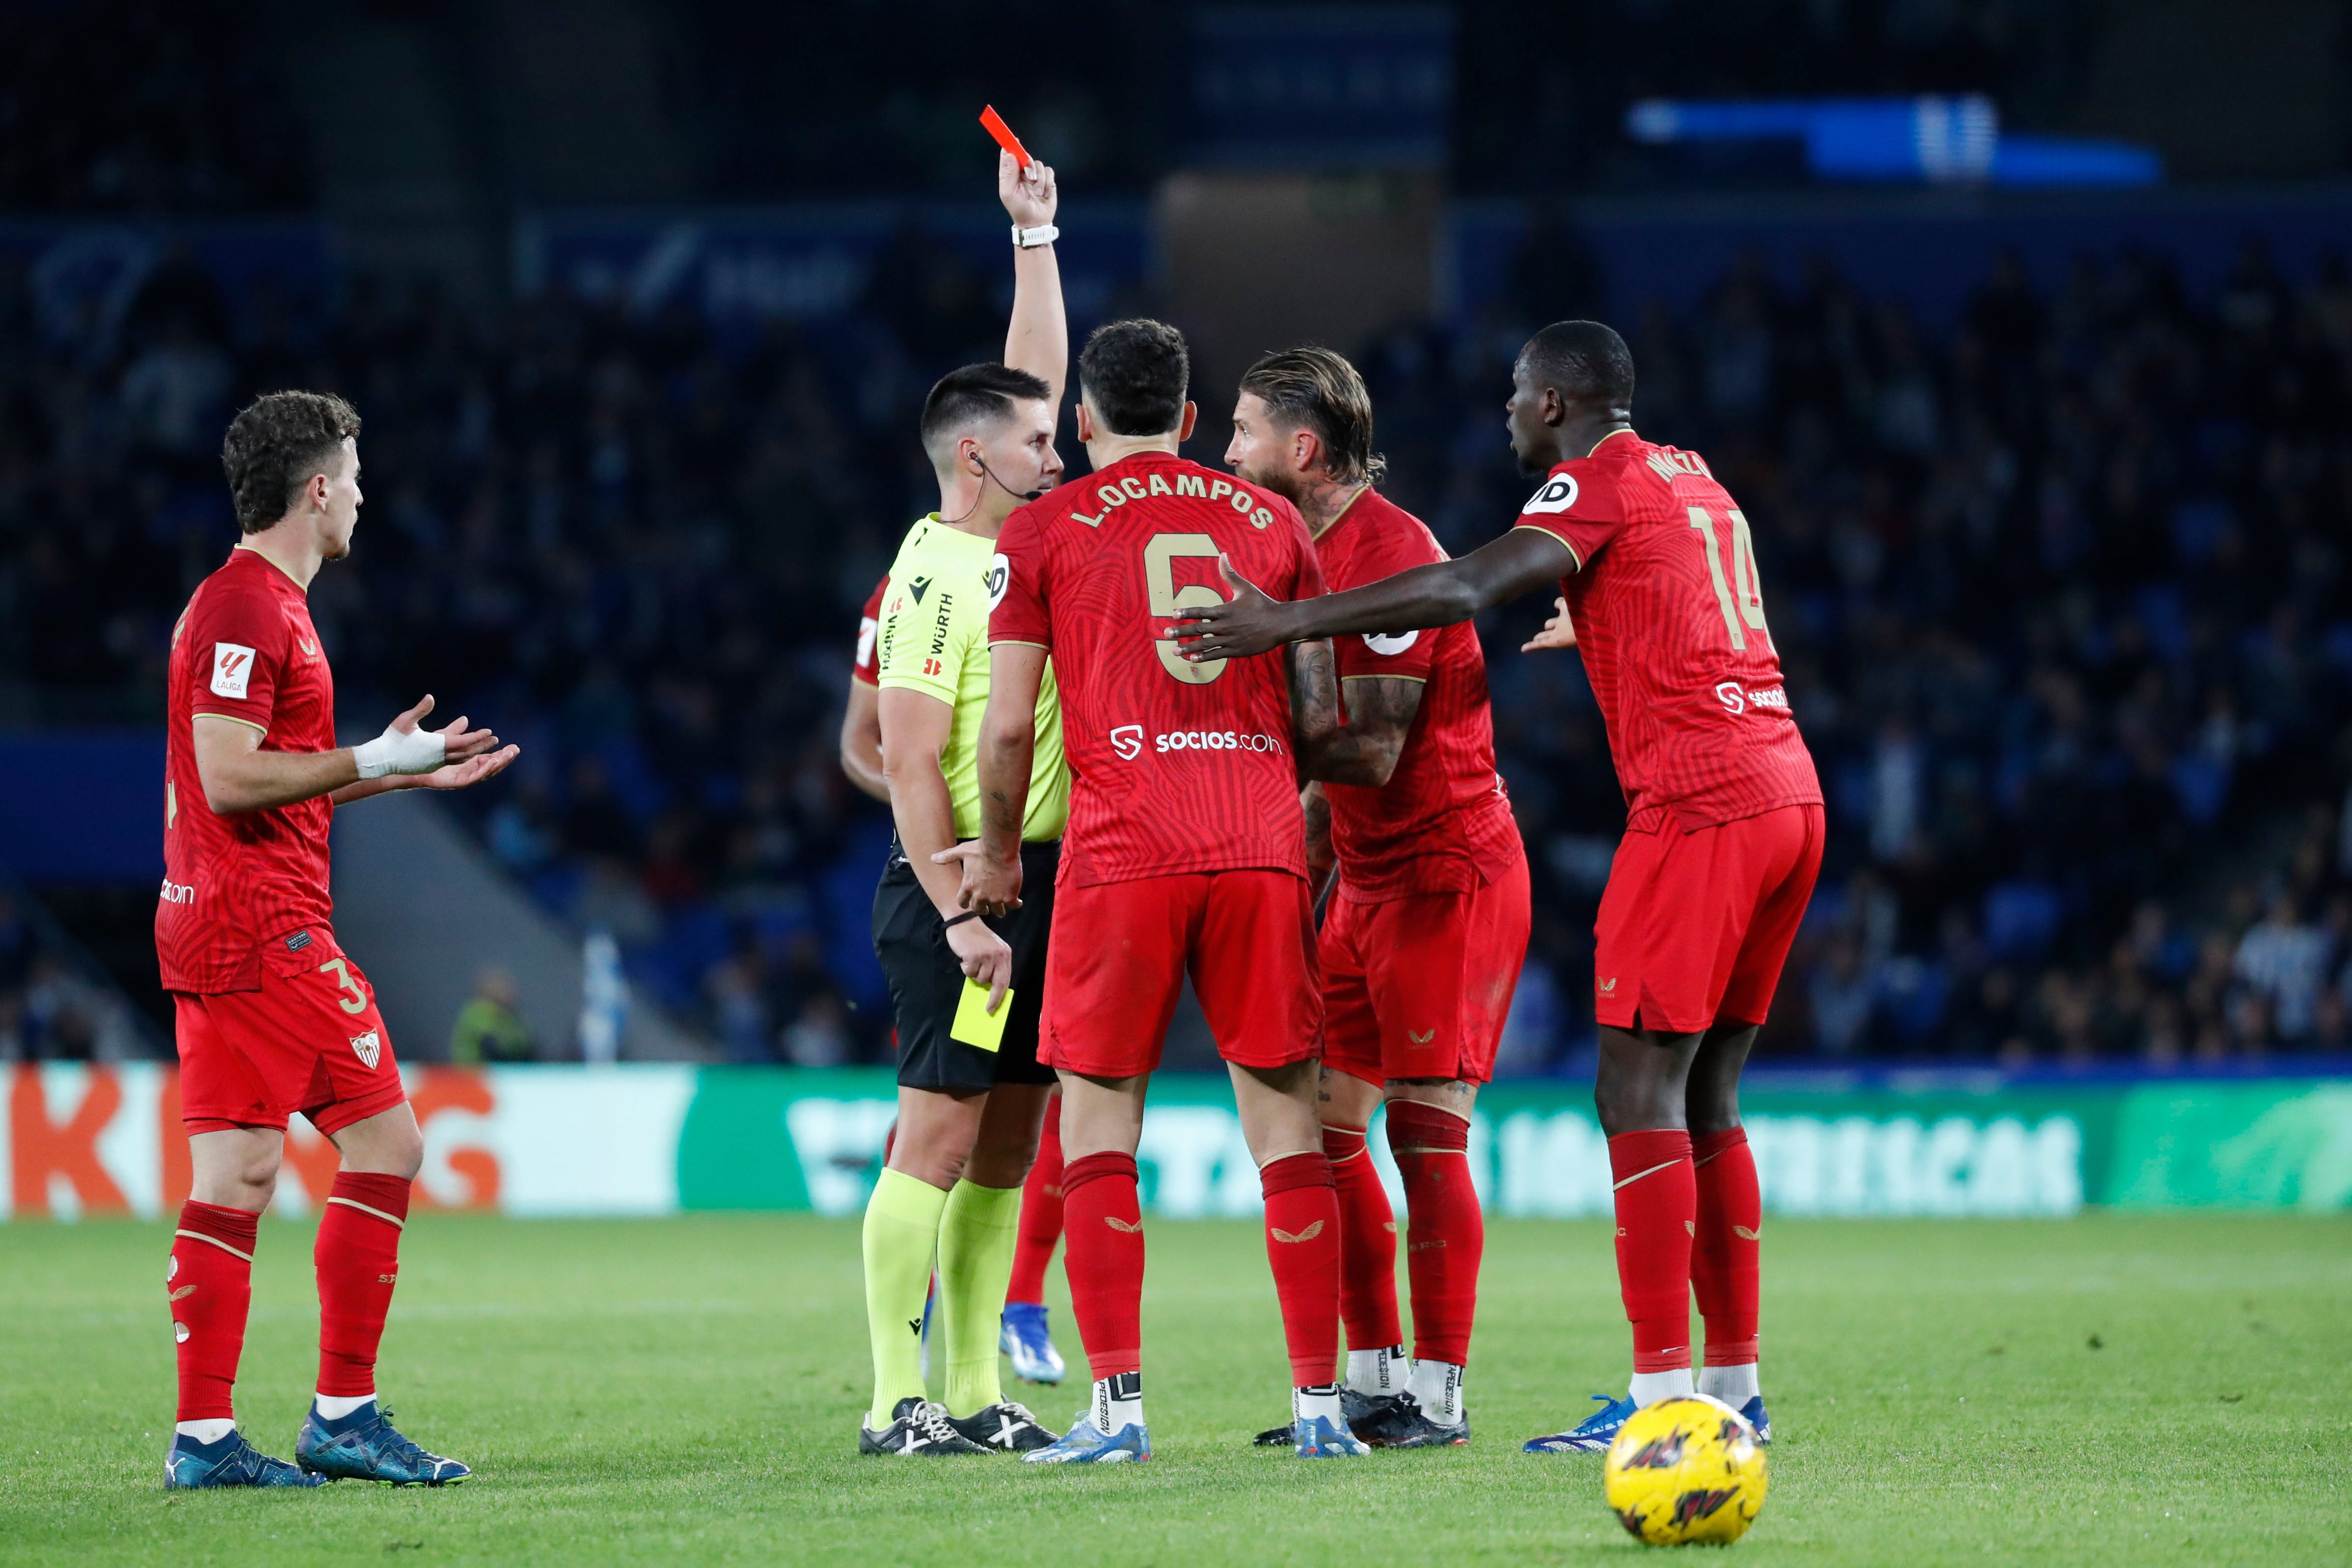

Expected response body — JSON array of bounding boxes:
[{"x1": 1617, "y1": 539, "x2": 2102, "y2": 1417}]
[{"x1": 1601, "y1": 1395, "x2": 1769, "y2": 1546}]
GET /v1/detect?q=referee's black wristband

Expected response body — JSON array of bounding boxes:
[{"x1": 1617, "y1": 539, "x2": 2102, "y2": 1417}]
[{"x1": 941, "y1": 910, "x2": 983, "y2": 929}]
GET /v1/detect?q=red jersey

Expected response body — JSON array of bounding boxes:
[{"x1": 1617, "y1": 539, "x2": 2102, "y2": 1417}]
[
  {"x1": 156, "y1": 548, "x2": 340, "y2": 994},
  {"x1": 1513, "y1": 429, "x2": 1821, "y2": 832},
  {"x1": 1316, "y1": 487, "x2": 1522, "y2": 901},
  {"x1": 852, "y1": 574, "x2": 886, "y2": 687},
  {"x1": 991, "y1": 450, "x2": 1325, "y2": 887}
]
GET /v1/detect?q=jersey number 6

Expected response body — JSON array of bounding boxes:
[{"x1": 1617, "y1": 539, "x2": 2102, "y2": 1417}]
[
  {"x1": 1147, "y1": 532, "x2": 1228, "y2": 685},
  {"x1": 1688, "y1": 506, "x2": 1769, "y2": 651}
]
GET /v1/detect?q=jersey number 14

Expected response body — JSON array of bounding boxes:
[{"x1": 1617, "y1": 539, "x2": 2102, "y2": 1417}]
[{"x1": 1688, "y1": 506, "x2": 1769, "y2": 651}]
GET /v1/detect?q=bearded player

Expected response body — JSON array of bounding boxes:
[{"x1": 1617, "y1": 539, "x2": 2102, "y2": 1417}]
[
  {"x1": 158, "y1": 392, "x2": 517, "y2": 1488},
  {"x1": 1225, "y1": 348, "x2": 1530, "y2": 1450},
  {"x1": 941, "y1": 318, "x2": 1361, "y2": 1462},
  {"x1": 1175, "y1": 320, "x2": 1821, "y2": 1454}
]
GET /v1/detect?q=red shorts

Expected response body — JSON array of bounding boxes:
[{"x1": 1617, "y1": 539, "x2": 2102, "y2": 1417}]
[
  {"x1": 1322, "y1": 849, "x2": 1532, "y2": 1087},
  {"x1": 1043, "y1": 868, "x2": 1320, "y2": 1077},
  {"x1": 1593, "y1": 803, "x2": 1824, "y2": 1035},
  {"x1": 174, "y1": 924, "x2": 407, "y2": 1137}
]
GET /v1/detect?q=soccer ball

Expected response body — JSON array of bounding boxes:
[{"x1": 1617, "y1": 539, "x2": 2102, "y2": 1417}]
[{"x1": 1601, "y1": 1395, "x2": 1768, "y2": 1546}]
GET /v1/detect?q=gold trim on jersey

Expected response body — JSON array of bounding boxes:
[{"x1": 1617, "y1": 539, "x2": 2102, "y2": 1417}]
[{"x1": 1309, "y1": 484, "x2": 1371, "y2": 541}]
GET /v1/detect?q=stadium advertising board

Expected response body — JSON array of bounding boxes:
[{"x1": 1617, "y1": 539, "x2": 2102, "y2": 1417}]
[{"x1": 4, "y1": 1064, "x2": 2346, "y2": 1221}]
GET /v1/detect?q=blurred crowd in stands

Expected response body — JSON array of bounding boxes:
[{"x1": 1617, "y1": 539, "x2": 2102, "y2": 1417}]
[
  {"x1": 4, "y1": 210, "x2": 2351, "y2": 1069},
  {"x1": 0, "y1": 2, "x2": 308, "y2": 215},
  {"x1": 0, "y1": 886, "x2": 151, "y2": 1062}
]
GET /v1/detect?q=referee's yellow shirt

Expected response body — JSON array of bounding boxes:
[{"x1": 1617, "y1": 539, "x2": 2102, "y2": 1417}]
[{"x1": 875, "y1": 515, "x2": 1069, "y2": 842}]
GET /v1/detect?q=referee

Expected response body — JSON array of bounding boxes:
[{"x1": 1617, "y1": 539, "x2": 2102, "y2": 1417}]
[{"x1": 857, "y1": 147, "x2": 1072, "y2": 1460}]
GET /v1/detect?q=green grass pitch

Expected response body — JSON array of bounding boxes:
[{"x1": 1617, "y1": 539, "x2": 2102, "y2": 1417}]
[{"x1": 1, "y1": 1213, "x2": 2345, "y2": 1565}]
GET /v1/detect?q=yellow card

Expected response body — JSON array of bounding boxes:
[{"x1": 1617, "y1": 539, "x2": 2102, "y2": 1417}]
[{"x1": 951, "y1": 979, "x2": 1013, "y2": 1052}]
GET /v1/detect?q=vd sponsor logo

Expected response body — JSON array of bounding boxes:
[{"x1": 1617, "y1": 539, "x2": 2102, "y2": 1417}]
[{"x1": 1522, "y1": 474, "x2": 1580, "y2": 515}]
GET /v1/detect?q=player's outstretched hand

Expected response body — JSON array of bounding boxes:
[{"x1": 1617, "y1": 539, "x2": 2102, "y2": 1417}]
[
  {"x1": 1168, "y1": 556, "x2": 1291, "y2": 663},
  {"x1": 426, "y1": 706, "x2": 505, "y2": 764},
  {"x1": 410, "y1": 743, "x2": 521, "y2": 793},
  {"x1": 945, "y1": 917, "x2": 1013, "y2": 1014},
  {"x1": 1000, "y1": 149, "x2": 1057, "y2": 228},
  {"x1": 1522, "y1": 595, "x2": 1578, "y2": 652},
  {"x1": 931, "y1": 841, "x2": 1023, "y2": 918}
]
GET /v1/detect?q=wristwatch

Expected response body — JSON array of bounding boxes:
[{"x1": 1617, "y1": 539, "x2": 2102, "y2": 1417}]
[{"x1": 1012, "y1": 223, "x2": 1059, "y2": 249}]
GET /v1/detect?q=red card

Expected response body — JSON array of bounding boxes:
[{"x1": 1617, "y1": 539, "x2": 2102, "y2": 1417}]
[{"x1": 979, "y1": 105, "x2": 1032, "y2": 167}]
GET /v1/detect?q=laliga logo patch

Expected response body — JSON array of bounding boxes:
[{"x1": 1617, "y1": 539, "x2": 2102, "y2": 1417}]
[
  {"x1": 1522, "y1": 473, "x2": 1580, "y2": 515},
  {"x1": 349, "y1": 1029, "x2": 382, "y2": 1069},
  {"x1": 209, "y1": 642, "x2": 256, "y2": 700},
  {"x1": 1110, "y1": 724, "x2": 1144, "y2": 760},
  {"x1": 986, "y1": 553, "x2": 1010, "y2": 612},
  {"x1": 1363, "y1": 630, "x2": 1419, "y2": 655}
]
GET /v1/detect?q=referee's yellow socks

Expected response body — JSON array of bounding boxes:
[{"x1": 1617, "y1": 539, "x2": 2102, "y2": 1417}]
[
  {"x1": 937, "y1": 1178, "x2": 1023, "y2": 1417},
  {"x1": 863, "y1": 1168, "x2": 948, "y2": 1429}
]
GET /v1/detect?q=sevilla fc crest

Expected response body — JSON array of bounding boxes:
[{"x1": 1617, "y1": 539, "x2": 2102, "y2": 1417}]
[{"x1": 349, "y1": 1030, "x2": 382, "y2": 1069}]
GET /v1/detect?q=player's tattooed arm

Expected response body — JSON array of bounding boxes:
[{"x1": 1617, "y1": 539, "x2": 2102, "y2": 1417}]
[
  {"x1": 1174, "y1": 529, "x2": 1578, "y2": 662},
  {"x1": 1283, "y1": 636, "x2": 1342, "y2": 781},
  {"x1": 1301, "y1": 782, "x2": 1335, "y2": 904},
  {"x1": 1296, "y1": 675, "x2": 1421, "y2": 788}
]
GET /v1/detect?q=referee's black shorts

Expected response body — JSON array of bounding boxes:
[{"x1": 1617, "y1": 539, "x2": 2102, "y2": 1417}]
[{"x1": 872, "y1": 837, "x2": 1059, "y2": 1093}]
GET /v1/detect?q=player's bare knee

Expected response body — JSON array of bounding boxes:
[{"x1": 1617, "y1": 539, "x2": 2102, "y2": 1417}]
[
  {"x1": 963, "y1": 1128, "x2": 1038, "y2": 1189},
  {"x1": 1384, "y1": 1077, "x2": 1475, "y2": 1119}
]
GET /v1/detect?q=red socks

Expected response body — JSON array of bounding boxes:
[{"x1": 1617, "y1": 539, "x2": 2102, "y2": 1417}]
[
  {"x1": 1608, "y1": 1128, "x2": 1696, "y2": 1374},
  {"x1": 1324, "y1": 1122, "x2": 1401, "y2": 1352},
  {"x1": 314, "y1": 1172, "x2": 411, "y2": 1398},
  {"x1": 170, "y1": 1201, "x2": 259, "y2": 1422},
  {"x1": 1008, "y1": 1096, "x2": 1065, "y2": 1306},
  {"x1": 1691, "y1": 1126, "x2": 1762, "y2": 1366},
  {"x1": 1060, "y1": 1151, "x2": 1145, "y2": 1382},
  {"x1": 1259, "y1": 1151, "x2": 1341, "y2": 1387},
  {"x1": 1387, "y1": 1102, "x2": 1483, "y2": 1367}
]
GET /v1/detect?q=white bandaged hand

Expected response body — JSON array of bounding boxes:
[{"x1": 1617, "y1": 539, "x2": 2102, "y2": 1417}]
[{"x1": 352, "y1": 720, "x2": 447, "y2": 779}]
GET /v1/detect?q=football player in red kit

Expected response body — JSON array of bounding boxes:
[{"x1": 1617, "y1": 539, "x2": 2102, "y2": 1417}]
[
  {"x1": 1174, "y1": 320, "x2": 1821, "y2": 1454},
  {"x1": 158, "y1": 392, "x2": 517, "y2": 1489},
  {"x1": 1225, "y1": 349, "x2": 1530, "y2": 1450},
  {"x1": 941, "y1": 318, "x2": 1361, "y2": 1462},
  {"x1": 841, "y1": 574, "x2": 892, "y2": 803}
]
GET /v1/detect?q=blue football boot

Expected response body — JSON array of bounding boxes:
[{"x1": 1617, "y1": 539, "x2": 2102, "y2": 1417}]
[
  {"x1": 295, "y1": 1401, "x2": 471, "y2": 1485},
  {"x1": 1293, "y1": 1413, "x2": 1371, "y2": 1457},
  {"x1": 1523, "y1": 1393, "x2": 1637, "y2": 1454},
  {"x1": 1020, "y1": 1416, "x2": 1151, "y2": 1463},
  {"x1": 165, "y1": 1428, "x2": 332, "y2": 1489},
  {"x1": 1000, "y1": 1301, "x2": 1066, "y2": 1385},
  {"x1": 1736, "y1": 1395, "x2": 1771, "y2": 1444}
]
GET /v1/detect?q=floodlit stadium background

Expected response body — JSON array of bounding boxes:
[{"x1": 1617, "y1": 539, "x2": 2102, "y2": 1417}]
[{"x1": 2, "y1": 0, "x2": 2350, "y2": 1220}]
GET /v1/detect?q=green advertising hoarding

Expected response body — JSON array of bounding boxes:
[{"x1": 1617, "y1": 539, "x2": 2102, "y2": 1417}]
[{"x1": 674, "y1": 1068, "x2": 2352, "y2": 1220}]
